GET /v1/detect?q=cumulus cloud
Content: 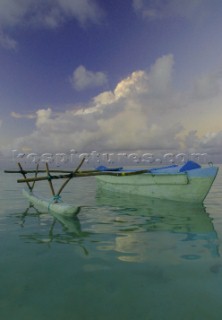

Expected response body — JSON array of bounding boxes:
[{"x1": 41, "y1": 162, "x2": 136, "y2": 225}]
[
  {"x1": 0, "y1": 0, "x2": 104, "y2": 49},
  {"x1": 9, "y1": 54, "x2": 222, "y2": 161},
  {"x1": 10, "y1": 54, "x2": 184, "y2": 153},
  {"x1": 71, "y1": 65, "x2": 108, "y2": 91}
]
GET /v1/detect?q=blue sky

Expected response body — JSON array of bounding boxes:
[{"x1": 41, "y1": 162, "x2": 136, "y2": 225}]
[{"x1": 1, "y1": 0, "x2": 222, "y2": 164}]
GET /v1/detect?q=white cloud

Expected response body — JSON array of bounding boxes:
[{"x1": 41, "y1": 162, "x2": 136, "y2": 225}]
[
  {"x1": 182, "y1": 129, "x2": 222, "y2": 163},
  {"x1": 0, "y1": 30, "x2": 17, "y2": 50},
  {"x1": 199, "y1": 131, "x2": 222, "y2": 155},
  {"x1": 35, "y1": 108, "x2": 52, "y2": 127},
  {"x1": 9, "y1": 54, "x2": 183, "y2": 153},
  {"x1": 71, "y1": 65, "x2": 108, "y2": 91},
  {"x1": 0, "y1": 0, "x2": 29, "y2": 27},
  {"x1": 132, "y1": 0, "x2": 210, "y2": 21},
  {"x1": 56, "y1": 0, "x2": 104, "y2": 25},
  {"x1": 0, "y1": 0, "x2": 103, "y2": 28},
  {"x1": 11, "y1": 111, "x2": 36, "y2": 119},
  {"x1": 8, "y1": 54, "x2": 222, "y2": 161},
  {"x1": 114, "y1": 70, "x2": 147, "y2": 99},
  {"x1": 192, "y1": 72, "x2": 222, "y2": 100},
  {"x1": 0, "y1": 0, "x2": 104, "y2": 49}
]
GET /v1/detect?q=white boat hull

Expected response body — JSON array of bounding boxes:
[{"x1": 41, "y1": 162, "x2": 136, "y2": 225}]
[
  {"x1": 22, "y1": 189, "x2": 80, "y2": 217},
  {"x1": 96, "y1": 166, "x2": 218, "y2": 203}
]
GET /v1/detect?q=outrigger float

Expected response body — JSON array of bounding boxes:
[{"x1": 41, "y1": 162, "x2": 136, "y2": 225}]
[
  {"x1": 4, "y1": 158, "x2": 147, "y2": 217},
  {"x1": 5, "y1": 160, "x2": 218, "y2": 214}
]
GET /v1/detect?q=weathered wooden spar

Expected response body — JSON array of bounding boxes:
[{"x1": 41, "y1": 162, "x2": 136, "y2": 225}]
[{"x1": 16, "y1": 168, "x2": 148, "y2": 183}]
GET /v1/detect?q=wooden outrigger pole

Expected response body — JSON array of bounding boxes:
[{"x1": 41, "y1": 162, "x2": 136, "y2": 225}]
[
  {"x1": 4, "y1": 169, "x2": 79, "y2": 174},
  {"x1": 16, "y1": 169, "x2": 147, "y2": 184},
  {"x1": 56, "y1": 157, "x2": 86, "y2": 197},
  {"x1": 17, "y1": 162, "x2": 32, "y2": 191}
]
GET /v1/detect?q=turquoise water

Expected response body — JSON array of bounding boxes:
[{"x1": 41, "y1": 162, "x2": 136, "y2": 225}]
[{"x1": 1, "y1": 167, "x2": 222, "y2": 320}]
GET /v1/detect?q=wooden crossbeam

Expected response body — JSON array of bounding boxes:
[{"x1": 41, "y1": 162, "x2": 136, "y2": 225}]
[{"x1": 17, "y1": 169, "x2": 148, "y2": 183}]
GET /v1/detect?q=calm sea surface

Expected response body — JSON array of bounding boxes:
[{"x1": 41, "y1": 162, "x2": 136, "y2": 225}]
[{"x1": 1, "y1": 166, "x2": 222, "y2": 320}]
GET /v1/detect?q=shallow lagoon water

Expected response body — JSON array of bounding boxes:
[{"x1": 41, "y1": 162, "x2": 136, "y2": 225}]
[{"x1": 1, "y1": 167, "x2": 222, "y2": 320}]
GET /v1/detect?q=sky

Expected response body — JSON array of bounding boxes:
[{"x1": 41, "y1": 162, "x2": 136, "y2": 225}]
[{"x1": 1, "y1": 0, "x2": 222, "y2": 166}]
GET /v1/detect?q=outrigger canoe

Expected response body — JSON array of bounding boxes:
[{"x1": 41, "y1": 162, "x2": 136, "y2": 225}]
[
  {"x1": 95, "y1": 161, "x2": 219, "y2": 203},
  {"x1": 5, "y1": 160, "x2": 219, "y2": 212}
]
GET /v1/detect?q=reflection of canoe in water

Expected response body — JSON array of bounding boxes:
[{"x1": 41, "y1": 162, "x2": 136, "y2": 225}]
[
  {"x1": 18, "y1": 204, "x2": 88, "y2": 245},
  {"x1": 96, "y1": 161, "x2": 218, "y2": 203},
  {"x1": 96, "y1": 189, "x2": 219, "y2": 262},
  {"x1": 96, "y1": 189, "x2": 216, "y2": 234}
]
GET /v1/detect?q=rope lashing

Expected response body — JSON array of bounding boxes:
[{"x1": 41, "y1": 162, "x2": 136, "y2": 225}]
[
  {"x1": 52, "y1": 195, "x2": 62, "y2": 202},
  {"x1": 48, "y1": 194, "x2": 62, "y2": 212}
]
